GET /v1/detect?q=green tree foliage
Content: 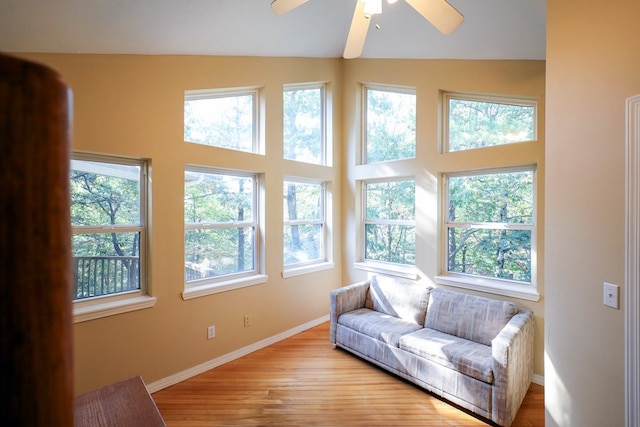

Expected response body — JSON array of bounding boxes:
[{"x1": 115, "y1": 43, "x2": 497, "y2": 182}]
[
  {"x1": 184, "y1": 172, "x2": 255, "y2": 280},
  {"x1": 283, "y1": 87, "x2": 322, "y2": 164},
  {"x1": 366, "y1": 88, "x2": 416, "y2": 163},
  {"x1": 448, "y1": 98, "x2": 535, "y2": 152},
  {"x1": 447, "y1": 170, "x2": 533, "y2": 282},
  {"x1": 365, "y1": 180, "x2": 415, "y2": 265},
  {"x1": 283, "y1": 181, "x2": 322, "y2": 265}
]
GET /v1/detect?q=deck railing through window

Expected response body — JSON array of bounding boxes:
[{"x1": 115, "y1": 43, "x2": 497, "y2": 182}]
[{"x1": 72, "y1": 256, "x2": 140, "y2": 300}]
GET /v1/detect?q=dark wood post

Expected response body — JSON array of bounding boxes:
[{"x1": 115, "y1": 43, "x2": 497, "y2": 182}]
[{"x1": 0, "y1": 54, "x2": 74, "y2": 426}]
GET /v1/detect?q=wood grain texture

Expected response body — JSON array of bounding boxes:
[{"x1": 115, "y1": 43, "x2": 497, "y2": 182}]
[
  {"x1": 75, "y1": 376, "x2": 166, "y2": 426},
  {"x1": 0, "y1": 54, "x2": 73, "y2": 426},
  {"x1": 153, "y1": 322, "x2": 543, "y2": 426}
]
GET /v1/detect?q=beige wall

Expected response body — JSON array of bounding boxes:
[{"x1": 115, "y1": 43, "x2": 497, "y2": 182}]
[
  {"x1": 19, "y1": 53, "x2": 546, "y2": 395},
  {"x1": 545, "y1": 0, "x2": 640, "y2": 426},
  {"x1": 18, "y1": 54, "x2": 344, "y2": 395},
  {"x1": 340, "y1": 59, "x2": 546, "y2": 378}
]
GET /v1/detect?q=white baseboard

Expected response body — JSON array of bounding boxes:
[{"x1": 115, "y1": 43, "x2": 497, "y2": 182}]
[
  {"x1": 532, "y1": 373, "x2": 544, "y2": 386},
  {"x1": 146, "y1": 315, "x2": 329, "y2": 394}
]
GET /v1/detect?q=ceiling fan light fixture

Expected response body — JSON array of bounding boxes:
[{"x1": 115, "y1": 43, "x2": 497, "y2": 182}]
[{"x1": 363, "y1": 0, "x2": 382, "y2": 17}]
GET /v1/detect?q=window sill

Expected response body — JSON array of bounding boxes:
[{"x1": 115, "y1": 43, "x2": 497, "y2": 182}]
[
  {"x1": 354, "y1": 261, "x2": 419, "y2": 280},
  {"x1": 73, "y1": 295, "x2": 157, "y2": 323},
  {"x1": 282, "y1": 261, "x2": 335, "y2": 278},
  {"x1": 434, "y1": 274, "x2": 540, "y2": 301},
  {"x1": 182, "y1": 274, "x2": 268, "y2": 300}
]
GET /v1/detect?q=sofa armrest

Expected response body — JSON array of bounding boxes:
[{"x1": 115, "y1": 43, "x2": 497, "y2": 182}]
[
  {"x1": 329, "y1": 280, "x2": 370, "y2": 343},
  {"x1": 491, "y1": 308, "x2": 535, "y2": 426}
]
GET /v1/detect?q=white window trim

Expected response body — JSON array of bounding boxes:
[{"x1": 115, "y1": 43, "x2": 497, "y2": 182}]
[
  {"x1": 441, "y1": 91, "x2": 538, "y2": 154},
  {"x1": 184, "y1": 167, "x2": 264, "y2": 296},
  {"x1": 184, "y1": 86, "x2": 262, "y2": 154},
  {"x1": 283, "y1": 82, "x2": 328, "y2": 166},
  {"x1": 71, "y1": 153, "x2": 151, "y2": 322},
  {"x1": 440, "y1": 166, "x2": 538, "y2": 300}
]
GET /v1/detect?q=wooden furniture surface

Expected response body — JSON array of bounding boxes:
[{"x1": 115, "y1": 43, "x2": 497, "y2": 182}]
[
  {"x1": 75, "y1": 376, "x2": 166, "y2": 427},
  {"x1": 0, "y1": 54, "x2": 74, "y2": 426}
]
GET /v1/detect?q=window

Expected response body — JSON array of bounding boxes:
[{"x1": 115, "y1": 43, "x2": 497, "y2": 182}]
[
  {"x1": 184, "y1": 168, "x2": 264, "y2": 296},
  {"x1": 363, "y1": 179, "x2": 416, "y2": 267},
  {"x1": 441, "y1": 168, "x2": 537, "y2": 296},
  {"x1": 364, "y1": 86, "x2": 416, "y2": 164},
  {"x1": 444, "y1": 93, "x2": 536, "y2": 152},
  {"x1": 283, "y1": 84, "x2": 325, "y2": 165},
  {"x1": 283, "y1": 179, "x2": 326, "y2": 269},
  {"x1": 184, "y1": 88, "x2": 259, "y2": 153},
  {"x1": 71, "y1": 154, "x2": 153, "y2": 322}
]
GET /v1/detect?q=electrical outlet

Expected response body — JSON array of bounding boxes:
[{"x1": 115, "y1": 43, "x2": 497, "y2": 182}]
[
  {"x1": 243, "y1": 315, "x2": 251, "y2": 327},
  {"x1": 207, "y1": 325, "x2": 216, "y2": 339},
  {"x1": 603, "y1": 282, "x2": 619, "y2": 309}
]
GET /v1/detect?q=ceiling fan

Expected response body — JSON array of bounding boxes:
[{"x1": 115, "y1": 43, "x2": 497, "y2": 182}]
[{"x1": 271, "y1": 0, "x2": 464, "y2": 59}]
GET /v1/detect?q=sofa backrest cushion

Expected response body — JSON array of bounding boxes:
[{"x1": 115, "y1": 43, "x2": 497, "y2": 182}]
[
  {"x1": 424, "y1": 288, "x2": 518, "y2": 346},
  {"x1": 365, "y1": 275, "x2": 431, "y2": 326}
]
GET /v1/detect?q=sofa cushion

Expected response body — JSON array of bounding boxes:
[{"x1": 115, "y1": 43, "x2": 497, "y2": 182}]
[
  {"x1": 338, "y1": 308, "x2": 423, "y2": 347},
  {"x1": 399, "y1": 327, "x2": 495, "y2": 384},
  {"x1": 365, "y1": 275, "x2": 431, "y2": 326},
  {"x1": 424, "y1": 288, "x2": 518, "y2": 346}
]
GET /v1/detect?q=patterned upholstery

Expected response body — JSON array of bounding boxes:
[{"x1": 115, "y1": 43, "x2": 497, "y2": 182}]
[{"x1": 329, "y1": 275, "x2": 534, "y2": 427}]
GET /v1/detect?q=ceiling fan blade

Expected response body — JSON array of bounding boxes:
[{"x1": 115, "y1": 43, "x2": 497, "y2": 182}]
[
  {"x1": 271, "y1": 0, "x2": 309, "y2": 16},
  {"x1": 343, "y1": 0, "x2": 370, "y2": 59},
  {"x1": 404, "y1": 0, "x2": 464, "y2": 35}
]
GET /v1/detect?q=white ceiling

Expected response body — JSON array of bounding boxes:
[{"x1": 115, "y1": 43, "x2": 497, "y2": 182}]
[{"x1": 0, "y1": 0, "x2": 546, "y2": 60}]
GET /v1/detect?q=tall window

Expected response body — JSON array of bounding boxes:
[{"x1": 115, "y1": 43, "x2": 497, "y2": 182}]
[
  {"x1": 184, "y1": 88, "x2": 258, "y2": 153},
  {"x1": 444, "y1": 93, "x2": 536, "y2": 152},
  {"x1": 283, "y1": 179, "x2": 325, "y2": 267},
  {"x1": 283, "y1": 84, "x2": 325, "y2": 165},
  {"x1": 364, "y1": 86, "x2": 416, "y2": 164},
  {"x1": 444, "y1": 168, "x2": 535, "y2": 284},
  {"x1": 184, "y1": 168, "x2": 258, "y2": 286},
  {"x1": 70, "y1": 155, "x2": 146, "y2": 301},
  {"x1": 363, "y1": 179, "x2": 416, "y2": 266}
]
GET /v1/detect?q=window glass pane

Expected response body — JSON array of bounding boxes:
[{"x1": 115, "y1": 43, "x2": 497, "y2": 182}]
[
  {"x1": 284, "y1": 224, "x2": 322, "y2": 265},
  {"x1": 283, "y1": 181, "x2": 323, "y2": 266},
  {"x1": 365, "y1": 88, "x2": 416, "y2": 163},
  {"x1": 365, "y1": 180, "x2": 415, "y2": 221},
  {"x1": 283, "y1": 87, "x2": 323, "y2": 164},
  {"x1": 364, "y1": 179, "x2": 415, "y2": 265},
  {"x1": 185, "y1": 172, "x2": 254, "y2": 223},
  {"x1": 447, "y1": 228, "x2": 531, "y2": 282},
  {"x1": 185, "y1": 228, "x2": 255, "y2": 281},
  {"x1": 365, "y1": 224, "x2": 415, "y2": 265},
  {"x1": 72, "y1": 232, "x2": 141, "y2": 299},
  {"x1": 184, "y1": 93, "x2": 254, "y2": 153},
  {"x1": 448, "y1": 171, "x2": 533, "y2": 224},
  {"x1": 71, "y1": 160, "x2": 141, "y2": 226},
  {"x1": 283, "y1": 181, "x2": 321, "y2": 221},
  {"x1": 70, "y1": 158, "x2": 144, "y2": 302},
  {"x1": 448, "y1": 97, "x2": 535, "y2": 152}
]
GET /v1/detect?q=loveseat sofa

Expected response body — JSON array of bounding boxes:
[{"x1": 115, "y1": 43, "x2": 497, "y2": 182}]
[{"x1": 329, "y1": 275, "x2": 535, "y2": 426}]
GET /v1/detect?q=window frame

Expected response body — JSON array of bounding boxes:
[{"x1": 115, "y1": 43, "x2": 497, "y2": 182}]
[
  {"x1": 441, "y1": 91, "x2": 538, "y2": 154},
  {"x1": 436, "y1": 165, "x2": 539, "y2": 301},
  {"x1": 355, "y1": 177, "x2": 418, "y2": 279},
  {"x1": 282, "y1": 177, "x2": 333, "y2": 277},
  {"x1": 70, "y1": 152, "x2": 155, "y2": 323},
  {"x1": 361, "y1": 84, "x2": 417, "y2": 165},
  {"x1": 184, "y1": 87, "x2": 261, "y2": 154},
  {"x1": 182, "y1": 166, "x2": 266, "y2": 300},
  {"x1": 282, "y1": 83, "x2": 327, "y2": 166}
]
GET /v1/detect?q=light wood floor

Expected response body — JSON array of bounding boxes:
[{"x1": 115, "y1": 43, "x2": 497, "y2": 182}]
[{"x1": 153, "y1": 322, "x2": 544, "y2": 426}]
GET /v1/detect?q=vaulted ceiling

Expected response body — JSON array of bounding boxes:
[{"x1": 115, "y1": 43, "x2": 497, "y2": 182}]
[{"x1": 0, "y1": 0, "x2": 545, "y2": 59}]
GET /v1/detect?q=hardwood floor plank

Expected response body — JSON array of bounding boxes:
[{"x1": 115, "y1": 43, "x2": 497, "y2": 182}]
[{"x1": 153, "y1": 322, "x2": 544, "y2": 426}]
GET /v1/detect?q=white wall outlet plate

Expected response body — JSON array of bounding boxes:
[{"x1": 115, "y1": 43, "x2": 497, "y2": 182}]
[
  {"x1": 207, "y1": 325, "x2": 216, "y2": 339},
  {"x1": 603, "y1": 282, "x2": 619, "y2": 309}
]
